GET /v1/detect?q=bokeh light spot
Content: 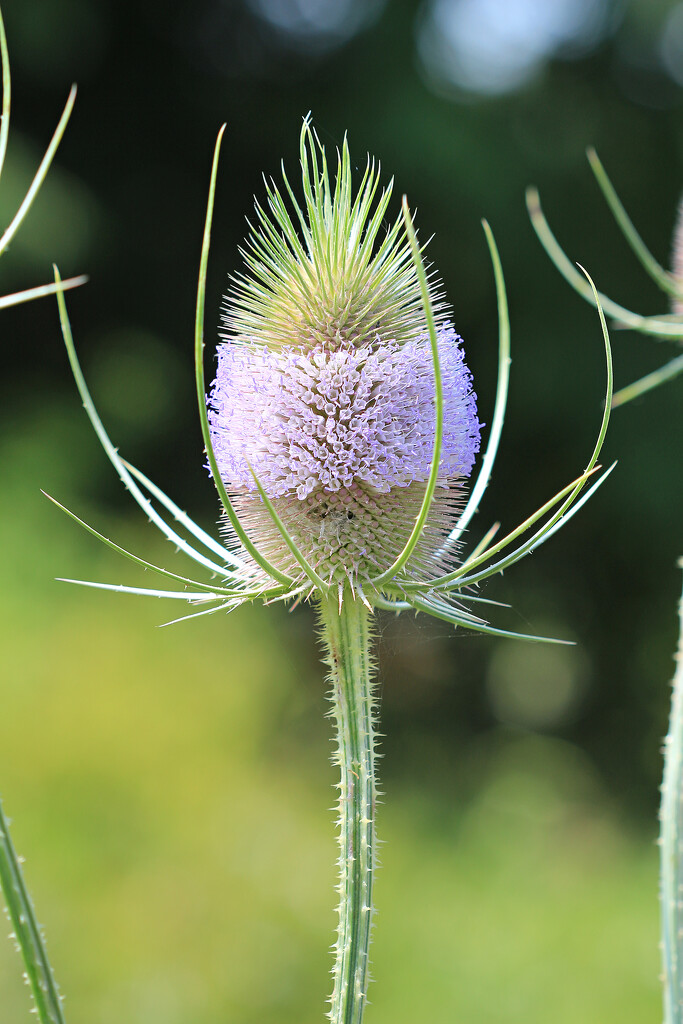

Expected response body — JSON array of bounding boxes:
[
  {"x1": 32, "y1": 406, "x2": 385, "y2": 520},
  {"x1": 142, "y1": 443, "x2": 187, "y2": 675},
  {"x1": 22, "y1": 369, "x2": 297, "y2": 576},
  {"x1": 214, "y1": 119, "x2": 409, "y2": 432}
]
[
  {"x1": 418, "y1": 0, "x2": 612, "y2": 96},
  {"x1": 660, "y1": 3, "x2": 683, "y2": 86},
  {"x1": 245, "y1": 0, "x2": 386, "y2": 52},
  {"x1": 87, "y1": 330, "x2": 185, "y2": 440},
  {"x1": 486, "y1": 636, "x2": 590, "y2": 730}
]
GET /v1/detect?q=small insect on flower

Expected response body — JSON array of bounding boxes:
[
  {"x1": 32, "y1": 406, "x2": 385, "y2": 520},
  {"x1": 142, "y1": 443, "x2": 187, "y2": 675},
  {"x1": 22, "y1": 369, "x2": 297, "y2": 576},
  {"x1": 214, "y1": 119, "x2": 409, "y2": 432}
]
[{"x1": 50, "y1": 117, "x2": 612, "y2": 639}]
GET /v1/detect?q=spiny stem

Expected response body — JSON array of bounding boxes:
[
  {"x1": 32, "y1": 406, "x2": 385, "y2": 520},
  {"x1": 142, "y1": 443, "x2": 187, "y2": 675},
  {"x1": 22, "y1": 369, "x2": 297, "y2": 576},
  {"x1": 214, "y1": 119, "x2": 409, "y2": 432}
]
[
  {"x1": 319, "y1": 593, "x2": 377, "y2": 1024},
  {"x1": 0, "y1": 798, "x2": 66, "y2": 1024},
  {"x1": 660, "y1": 562, "x2": 683, "y2": 1024}
]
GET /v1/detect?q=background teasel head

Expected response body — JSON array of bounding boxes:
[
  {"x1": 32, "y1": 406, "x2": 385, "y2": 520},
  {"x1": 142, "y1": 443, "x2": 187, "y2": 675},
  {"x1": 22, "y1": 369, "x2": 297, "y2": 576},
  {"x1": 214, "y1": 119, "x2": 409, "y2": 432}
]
[{"x1": 672, "y1": 196, "x2": 683, "y2": 316}]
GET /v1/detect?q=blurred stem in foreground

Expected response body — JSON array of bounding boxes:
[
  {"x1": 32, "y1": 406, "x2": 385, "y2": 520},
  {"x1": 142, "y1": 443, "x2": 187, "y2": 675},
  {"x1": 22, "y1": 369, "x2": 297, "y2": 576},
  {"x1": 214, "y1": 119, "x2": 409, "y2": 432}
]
[{"x1": 661, "y1": 563, "x2": 683, "y2": 1024}]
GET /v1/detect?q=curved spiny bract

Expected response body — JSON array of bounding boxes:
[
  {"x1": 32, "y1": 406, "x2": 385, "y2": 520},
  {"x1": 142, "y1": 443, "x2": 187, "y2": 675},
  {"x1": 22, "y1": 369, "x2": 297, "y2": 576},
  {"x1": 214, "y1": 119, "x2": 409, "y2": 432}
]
[{"x1": 528, "y1": 150, "x2": 683, "y2": 406}]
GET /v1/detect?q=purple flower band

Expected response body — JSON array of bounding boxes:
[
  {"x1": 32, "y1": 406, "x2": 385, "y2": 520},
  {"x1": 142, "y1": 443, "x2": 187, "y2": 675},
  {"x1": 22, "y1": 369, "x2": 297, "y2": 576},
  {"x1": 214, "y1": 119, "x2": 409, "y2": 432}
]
[{"x1": 208, "y1": 326, "x2": 481, "y2": 501}]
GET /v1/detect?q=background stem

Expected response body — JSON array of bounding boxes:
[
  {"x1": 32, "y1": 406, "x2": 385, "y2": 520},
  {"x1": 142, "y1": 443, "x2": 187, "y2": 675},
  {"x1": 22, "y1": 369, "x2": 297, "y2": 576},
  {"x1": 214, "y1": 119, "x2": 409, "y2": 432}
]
[
  {"x1": 0, "y1": 798, "x2": 66, "y2": 1024},
  {"x1": 660, "y1": 563, "x2": 683, "y2": 1024},
  {"x1": 319, "y1": 594, "x2": 377, "y2": 1024}
]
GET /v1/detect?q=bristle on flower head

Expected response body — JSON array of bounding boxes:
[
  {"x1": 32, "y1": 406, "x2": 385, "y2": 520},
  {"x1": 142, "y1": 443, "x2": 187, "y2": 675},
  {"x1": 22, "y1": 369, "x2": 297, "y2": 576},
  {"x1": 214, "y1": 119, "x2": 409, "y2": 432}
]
[{"x1": 209, "y1": 121, "x2": 481, "y2": 591}]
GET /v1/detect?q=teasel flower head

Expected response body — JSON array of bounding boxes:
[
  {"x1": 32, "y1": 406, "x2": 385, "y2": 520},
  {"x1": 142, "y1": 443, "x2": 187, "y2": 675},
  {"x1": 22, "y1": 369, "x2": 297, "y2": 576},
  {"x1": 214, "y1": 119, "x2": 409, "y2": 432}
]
[
  {"x1": 204, "y1": 121, "x2": 483, "y2": 594},
  {"x1": 50, "y1": 119, "x2": 613, "y2": 641}
]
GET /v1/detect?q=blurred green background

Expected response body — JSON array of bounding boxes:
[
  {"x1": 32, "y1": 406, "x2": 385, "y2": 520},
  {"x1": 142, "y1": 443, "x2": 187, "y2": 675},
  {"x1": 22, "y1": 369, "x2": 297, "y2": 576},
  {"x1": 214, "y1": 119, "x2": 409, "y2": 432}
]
[{"x1": 1, "y1": 0, "x2": 682, "y2": 1020}]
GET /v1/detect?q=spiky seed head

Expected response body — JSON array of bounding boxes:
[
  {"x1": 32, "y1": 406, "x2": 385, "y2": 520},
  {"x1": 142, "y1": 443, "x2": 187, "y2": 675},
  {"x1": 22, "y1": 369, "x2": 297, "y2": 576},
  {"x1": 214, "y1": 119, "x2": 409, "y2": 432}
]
[
  {"x1": 672, "y1": 192, "x2": 683, "y2": 314},
  {"x1": 209, "y1": 121, "x2": 481, "y2": 591},
  {"x1": 222, "y1": 119, "x2": 446, "y2": 350}
]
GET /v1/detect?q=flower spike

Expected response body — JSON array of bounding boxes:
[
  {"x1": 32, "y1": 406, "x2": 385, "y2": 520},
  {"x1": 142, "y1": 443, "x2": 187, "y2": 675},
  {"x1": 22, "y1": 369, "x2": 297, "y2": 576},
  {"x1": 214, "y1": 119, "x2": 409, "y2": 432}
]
[
  {"x1": 208, "y1": 122, "x2": 480, "y2": 599},
  {"x1": 47, "y1": 125, "x2": 615, "y2": 639}
]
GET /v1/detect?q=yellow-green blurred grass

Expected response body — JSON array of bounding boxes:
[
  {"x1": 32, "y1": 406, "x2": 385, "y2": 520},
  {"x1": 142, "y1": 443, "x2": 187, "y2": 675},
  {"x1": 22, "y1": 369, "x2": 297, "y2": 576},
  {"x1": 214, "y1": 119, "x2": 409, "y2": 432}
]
[{"x1": 0, "y1": 408, "x2": 661, "y2": 1023}]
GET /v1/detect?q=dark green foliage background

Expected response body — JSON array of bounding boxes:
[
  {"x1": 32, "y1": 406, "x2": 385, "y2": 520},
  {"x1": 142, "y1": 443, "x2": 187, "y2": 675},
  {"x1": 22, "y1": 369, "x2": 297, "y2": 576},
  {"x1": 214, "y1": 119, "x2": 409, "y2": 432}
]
[{"x1": 0, "y1": 0, "x2": 680, "y2": 1020}]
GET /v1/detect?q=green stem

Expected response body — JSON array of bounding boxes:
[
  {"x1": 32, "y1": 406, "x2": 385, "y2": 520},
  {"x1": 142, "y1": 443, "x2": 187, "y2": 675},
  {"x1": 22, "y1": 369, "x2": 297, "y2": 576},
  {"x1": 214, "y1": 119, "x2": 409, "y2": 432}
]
[
  {"x1": 0, "y1": 797, "x2": 66, "y2": 1024},
  {"x1": 661, "y1": 562, "x2": 683, "y2": 1024},
  {"x1": 319, "y1": 593, "x2": 377, "y2": 1024}
]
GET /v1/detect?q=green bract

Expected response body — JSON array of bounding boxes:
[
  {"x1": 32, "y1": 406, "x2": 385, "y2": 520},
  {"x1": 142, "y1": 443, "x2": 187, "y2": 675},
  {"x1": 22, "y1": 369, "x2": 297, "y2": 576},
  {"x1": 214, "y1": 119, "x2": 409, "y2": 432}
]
[
  {"x1": 0, "y1": 12, "x2": 84, "y2": 310},
  {"x1": 528, "y1": 149, "x2": 683, "y2": 407}
]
